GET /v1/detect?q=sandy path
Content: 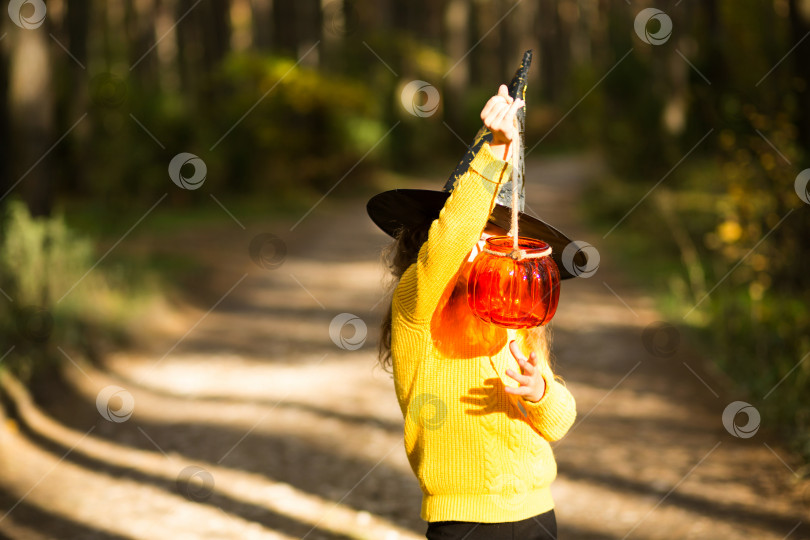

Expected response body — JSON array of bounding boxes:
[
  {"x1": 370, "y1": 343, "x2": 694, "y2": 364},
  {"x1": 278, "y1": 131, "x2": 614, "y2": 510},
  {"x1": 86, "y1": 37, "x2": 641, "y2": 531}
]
[{"x1": 1, "y1": 155, "x2": 808, "y2": 539}]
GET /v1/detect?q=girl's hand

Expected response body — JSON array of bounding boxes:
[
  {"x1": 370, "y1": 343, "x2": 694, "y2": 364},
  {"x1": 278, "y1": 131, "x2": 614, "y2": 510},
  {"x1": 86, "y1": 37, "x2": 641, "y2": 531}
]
[
  {"x1": 505, "y1": 340, "x2": 546, "y2": 402},
  {"x1": 480, "y1": 84, "x2": 525, "y2": 159}
]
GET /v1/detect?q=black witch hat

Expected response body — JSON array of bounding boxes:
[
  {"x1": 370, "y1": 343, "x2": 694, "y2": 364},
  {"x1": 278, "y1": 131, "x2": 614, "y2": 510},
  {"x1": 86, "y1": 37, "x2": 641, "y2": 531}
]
[{"x1": 366, "y1": 50, "x2": 580, "y2": 280}]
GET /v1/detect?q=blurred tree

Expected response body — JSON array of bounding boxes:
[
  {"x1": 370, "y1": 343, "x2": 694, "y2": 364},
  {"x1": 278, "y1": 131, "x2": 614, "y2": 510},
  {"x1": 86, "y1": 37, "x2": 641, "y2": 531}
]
[
  {"x1": 273, "y1": 0, "x2": 297, "y2": 55},
  {"x1": 176, "y1": 0, "x2": 232, "y2": 93},
  {"x1": 443, "y1": 0, "x2": 470, "y2": 127},
  {"x1": 789, "y1": 0, "x2": 810, "y2": 144},
  {"x1": 537, "y1": 0, "x2": 567, "y2": 101},
  {"x1": 125, "y1": 0, "x2": 159, "y2": 86},
  {"x1": 0, "y1": 13, "x2": 9, "y2": 206},
  {"x1": 55, "y1": 0, "x2": 91, "y2": 196},
  {"x1": 297, "y1": 0, "x2": 323, "y2": 66},
  {"x1": 7, "y1": 19, "x2": 55, "y2": 217},
  {"x1": 252, "y1": 0, "x2": 272, "y2": 50}
]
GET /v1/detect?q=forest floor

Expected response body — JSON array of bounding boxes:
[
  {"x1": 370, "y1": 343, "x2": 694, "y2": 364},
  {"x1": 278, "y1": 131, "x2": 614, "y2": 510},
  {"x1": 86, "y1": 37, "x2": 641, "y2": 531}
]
[{"x1": 0, "y1": 155, "x2": 808, "y2": 539}]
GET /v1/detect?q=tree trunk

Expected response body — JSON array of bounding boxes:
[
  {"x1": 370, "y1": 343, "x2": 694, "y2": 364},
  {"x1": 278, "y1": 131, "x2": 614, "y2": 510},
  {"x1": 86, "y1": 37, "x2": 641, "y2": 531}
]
[
  {"x1": 125, "y1": 0, "x2": 159, "y2": 87},
  {"x1": 273, "y1": 0, "x2": 297, "y2": 56},
  {"x1": 469, "y1": 0, "x2": 499, "y2": 87},
  {"x1": 443, "y1": 0, "x2": 469, "y2": 127},
  {"x1": 498, "y1": 0, "x2": 514, "y2": 84},
  {"x1": 203, "y1": 0, "x2": 232, "y2": 68},
  {"x1": 7, "y1": 23, "x2": 55, "y2": 217},
  {"x1": 61, "y1": 0, "x2": 91, "y2": 195},
  {"x1": 252, "y1": 0, "x2": 272, "y2": 50},
  {"x1": 175, "y1": 0, "x2": 198, "y2": 94},
  {"x1": 789, "y1": 0, "x2": 810, "y2": 146},
  {"x1": 700, "y1": 0, "x2": 724, "y2": 129},
  {"x1": 0, "y1": 15, "x2": 10, "y2": 206},
  {"x1": 537, "y1": 0, "x2": 563, "y2": 100},
  {"x1": 297, "y1": 0, "x2": 321, "y2": 65}
]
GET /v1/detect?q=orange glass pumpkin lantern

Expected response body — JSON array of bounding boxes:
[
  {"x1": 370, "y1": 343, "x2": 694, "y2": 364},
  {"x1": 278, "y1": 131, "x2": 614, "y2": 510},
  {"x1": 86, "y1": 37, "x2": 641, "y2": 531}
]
[{"x1": 467, "y1": 235, "x2": 560, "y2": 329}]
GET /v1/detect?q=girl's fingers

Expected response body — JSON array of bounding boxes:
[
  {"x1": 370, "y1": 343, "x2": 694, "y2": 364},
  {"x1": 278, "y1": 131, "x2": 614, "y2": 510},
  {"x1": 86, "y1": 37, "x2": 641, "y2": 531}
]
[
  {"x1": 509, "y1": 340, "x2": 526, "y2": 363},
  {"x1": 518, "y1": 357, "x2": 536, "y2": 376},
  {"x1": 504, "y1": 385, "x2": 532, "y2": 396},
  {"x1": 490, "y1": 98, "x2": 515, "y2": 133},
  {"x1": 505, "y1": 368, "x2": 531, "y2": 386},
  {"x1": 484, "y1": 99, "x2": 512, "y2": 127},
  {"x1": 481, "y1": 84, "x2": 522, "y2": 134},
  {"x1": 510, "y1": 340, "x2": 539, "y2": 377},
  {"x1": 481, "y1": 91, "x2": 513, "y2": 121},
  {"x1": 491, "y1": 99, "x2": 524, "y2": 141},
  {"x1": 480, "y1": 96, "x2": 502, "y2": 120},
  {"x1": 482, "y1": 102, "x2": 502, "y2": 128},
  {"x1": 483, "y1": 108, "x2": 503, "y2": 130},
  {"x1": 499, "y1": 99, "x2": 524, "y2": 138}
]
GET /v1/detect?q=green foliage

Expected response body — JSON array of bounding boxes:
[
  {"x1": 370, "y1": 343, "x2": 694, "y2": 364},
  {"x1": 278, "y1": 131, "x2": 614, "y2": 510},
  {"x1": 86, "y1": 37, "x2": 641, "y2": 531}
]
[
  {"x1": 210, "y1": 52, "x2": 382, "y2": 194},
  {"x1": 584, "y1": 154, "x2": 810, "y2": 465},
  {"x1": 0, "y1": 200, "x2": 157, "y2": 379},
  {"x1": 78, "y1": 52, "x2": 390, "y2": 209},
  {"x1": 580, "y1": 0, "x2": 810, "y2": 466},
  {"x1": 1, "y1": 201, "x2": 95, "y2": 307}
]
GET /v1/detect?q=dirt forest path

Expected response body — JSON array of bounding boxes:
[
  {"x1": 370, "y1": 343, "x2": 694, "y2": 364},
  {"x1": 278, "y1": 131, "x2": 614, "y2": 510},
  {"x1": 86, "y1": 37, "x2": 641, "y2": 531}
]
[{"x1": 1, "y1": 155, "x2": 809, "y2": 539}]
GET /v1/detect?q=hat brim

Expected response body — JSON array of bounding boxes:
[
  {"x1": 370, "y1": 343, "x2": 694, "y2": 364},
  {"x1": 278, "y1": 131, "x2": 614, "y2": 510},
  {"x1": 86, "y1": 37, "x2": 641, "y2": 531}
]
[{"x1": 367, "y1": 188, "x2": 583, "y2": 280}]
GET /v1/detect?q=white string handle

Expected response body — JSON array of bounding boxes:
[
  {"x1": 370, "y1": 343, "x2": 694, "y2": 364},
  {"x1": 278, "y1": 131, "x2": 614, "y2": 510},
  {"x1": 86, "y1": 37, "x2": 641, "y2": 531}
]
[
  {"x1": 509, "y1": 124, "x2": 521, "y2": 252},
  {"x1": 483, "y1": 117, "x2": 551, "y2": 261}
]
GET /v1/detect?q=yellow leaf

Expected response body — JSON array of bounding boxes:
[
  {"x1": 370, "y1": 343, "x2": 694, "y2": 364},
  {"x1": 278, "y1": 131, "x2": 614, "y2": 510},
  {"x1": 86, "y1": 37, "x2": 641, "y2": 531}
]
[{"x1": 718, "y1": 220, "x2": 742, "y2": 243}]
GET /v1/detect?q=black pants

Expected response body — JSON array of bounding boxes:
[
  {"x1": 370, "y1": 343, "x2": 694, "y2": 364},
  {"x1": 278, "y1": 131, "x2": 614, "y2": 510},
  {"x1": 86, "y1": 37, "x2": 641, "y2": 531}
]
[{"x1": 425, "y1": 509, "x2": 557, "y2": 540}]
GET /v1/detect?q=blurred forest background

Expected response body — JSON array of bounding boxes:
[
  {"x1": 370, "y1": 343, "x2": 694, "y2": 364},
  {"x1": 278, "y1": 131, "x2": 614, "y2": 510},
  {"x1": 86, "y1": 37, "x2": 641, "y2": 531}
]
[{"x1": 0, "y1": 0, "x2": 809, "y2": 471}]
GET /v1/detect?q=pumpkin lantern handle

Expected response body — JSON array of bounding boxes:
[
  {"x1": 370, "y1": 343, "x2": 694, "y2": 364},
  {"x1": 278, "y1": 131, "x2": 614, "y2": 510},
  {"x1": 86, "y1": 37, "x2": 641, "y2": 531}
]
[{"x1": 482, "y1": 133, "x2": 552, "y2": 261}]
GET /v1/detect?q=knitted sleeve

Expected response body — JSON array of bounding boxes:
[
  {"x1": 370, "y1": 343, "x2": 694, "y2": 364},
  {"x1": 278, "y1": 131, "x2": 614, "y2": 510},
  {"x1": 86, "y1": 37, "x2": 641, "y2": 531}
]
[
  {"x1": 521, "y1": 366, "x2": 577, "y2": 442},
  {"x1": 394, "y1": 142, "x2": 512, "y2": 322}
]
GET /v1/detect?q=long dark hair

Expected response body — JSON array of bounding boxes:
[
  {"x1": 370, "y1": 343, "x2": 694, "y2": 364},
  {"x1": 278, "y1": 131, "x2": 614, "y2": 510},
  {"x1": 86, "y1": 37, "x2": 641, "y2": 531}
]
[{"x1": 377, "y1": 222, "x2": 431, "y2": 372}]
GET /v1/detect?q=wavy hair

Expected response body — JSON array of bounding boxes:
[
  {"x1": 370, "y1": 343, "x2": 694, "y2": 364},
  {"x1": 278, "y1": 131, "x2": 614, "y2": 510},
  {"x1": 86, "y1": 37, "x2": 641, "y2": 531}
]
[{"x1": 377, "y1": 223, "x2": 431, "y2": 372}]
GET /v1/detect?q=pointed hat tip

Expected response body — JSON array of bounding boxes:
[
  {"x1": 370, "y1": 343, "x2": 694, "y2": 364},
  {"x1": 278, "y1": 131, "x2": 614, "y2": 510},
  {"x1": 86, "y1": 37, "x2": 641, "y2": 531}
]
[
  {"x1": 442, "y1": 51, "x2": 533, "y2": 193},
  {"x1": 508, "y1": 50, "x2": 533, "y2": 100}
]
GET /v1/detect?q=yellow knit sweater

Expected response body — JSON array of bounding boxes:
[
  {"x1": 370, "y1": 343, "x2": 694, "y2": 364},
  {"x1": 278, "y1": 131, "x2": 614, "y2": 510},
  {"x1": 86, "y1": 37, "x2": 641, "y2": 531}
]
[{"x1": 390, "y1": 141, "x2": 577, "y2": 523}]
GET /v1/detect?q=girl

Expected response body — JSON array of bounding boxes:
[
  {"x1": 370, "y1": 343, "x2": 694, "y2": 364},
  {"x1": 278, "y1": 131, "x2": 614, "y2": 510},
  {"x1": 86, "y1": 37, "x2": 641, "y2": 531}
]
[{"x1": 373, "y1": 84, "x2": 577, "y2": 540}]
